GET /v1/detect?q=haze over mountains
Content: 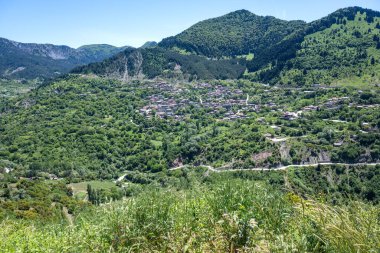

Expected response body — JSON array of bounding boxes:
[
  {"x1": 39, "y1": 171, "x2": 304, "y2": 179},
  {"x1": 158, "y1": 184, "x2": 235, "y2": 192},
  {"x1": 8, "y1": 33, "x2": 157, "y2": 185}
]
[
  {"x1": 2, "y1": 6, "x2": 380, "y2": 85},
  {"x1": 0, "y1": 38, "x2": 130, "y2": 79}
]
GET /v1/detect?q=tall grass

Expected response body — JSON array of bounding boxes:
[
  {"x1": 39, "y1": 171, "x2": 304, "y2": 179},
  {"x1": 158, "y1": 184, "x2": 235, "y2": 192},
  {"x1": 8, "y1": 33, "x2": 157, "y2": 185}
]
[{"x1": 1, "y1": 179, "x2": 379, "y2": 252}]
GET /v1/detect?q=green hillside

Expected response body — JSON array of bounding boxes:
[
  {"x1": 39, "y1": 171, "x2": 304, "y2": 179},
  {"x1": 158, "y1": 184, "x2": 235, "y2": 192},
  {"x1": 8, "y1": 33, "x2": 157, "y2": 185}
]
[
  {"x1": 74, "y1": 7, "x2": 380, "y2": 86},
  {"x1": 1, "y1": 75, "x2": 379, "y2": 182},
  {"x1": 279, "y1": 9, "x2": 380, "y2": 85},
  {"x1": 159, "y1": 9, "x2": 306, "y2": 58},
  {"x1": 72, "y1": 47, "x2": 245, "y2": 80},
  {"x1": 244, "y1": 7, "x2": 380, "y2": 85}
]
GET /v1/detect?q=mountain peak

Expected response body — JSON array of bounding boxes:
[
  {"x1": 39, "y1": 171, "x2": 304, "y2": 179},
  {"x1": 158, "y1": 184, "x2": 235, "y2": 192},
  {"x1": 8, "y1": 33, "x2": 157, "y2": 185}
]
[
  {"x1": 329, "y1": 6, "x2": 380, "y2": 17},
  {"x1": 228, "y1": 9, "x2": 252, "y2": 15},
  {"x1": 140, "y1": 41, "x2": 158, "y2": 49}
]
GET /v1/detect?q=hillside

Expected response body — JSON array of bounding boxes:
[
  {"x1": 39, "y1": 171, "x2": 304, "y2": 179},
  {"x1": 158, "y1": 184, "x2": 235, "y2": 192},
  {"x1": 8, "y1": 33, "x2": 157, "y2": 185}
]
[
  {"x1": 159, "y1": 9, "x2": 306, "y2": 58},
  {"x1": 247, "y1": 7, "x2": 380, "y2": 85},
  {"x1": 75, "y1": 7, "x2": 380, "y2": 85},
  {"x1": 0, "y1": 38, "x2": 130, "y2": 79},
  {"x1": 1, "y1": 75, "x2": 379, "y2": 181},
  {"x1": 72, "y1": 47, "x2": 246, "y2": 80}
]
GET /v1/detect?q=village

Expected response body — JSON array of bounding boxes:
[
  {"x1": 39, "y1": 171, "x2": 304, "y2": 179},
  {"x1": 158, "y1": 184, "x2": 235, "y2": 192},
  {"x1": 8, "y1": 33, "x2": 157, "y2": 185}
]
[
  {"x1": 138, "y1": 82, "x2": 260, "y2": 121},
  {"x1": 136, "y1": 81, "x2": 371, "y2": 123}
]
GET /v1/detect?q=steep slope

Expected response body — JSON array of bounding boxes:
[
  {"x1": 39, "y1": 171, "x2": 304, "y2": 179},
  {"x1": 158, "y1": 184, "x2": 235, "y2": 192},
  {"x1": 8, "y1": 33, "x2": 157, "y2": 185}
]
[
  {"x1": 246, "y1": 7, "x2": 380, "y2": 85},
  {"x1": 73, "y1": 7, "x2": 380, "y2": 85},
  {"x1": 72, "y1": 47, "x2": 245, "y2": 80},
  {"x1": 279, "y1": 8, "x2": 380, "y2": 85},
  {"x1": 0, "y1": 38, "x2": 130, "y2": 79},
  {"x1": 159, "y1": 9, "x2": 306, "y2": 58}
]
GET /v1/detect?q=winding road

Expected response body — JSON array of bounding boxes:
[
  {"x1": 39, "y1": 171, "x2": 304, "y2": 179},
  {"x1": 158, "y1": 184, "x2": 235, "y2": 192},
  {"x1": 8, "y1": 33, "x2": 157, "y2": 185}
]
[
  {"x1": 114, "y1": 162, "x2": 380, "y2": 183},
  {"x1": 169, "y1": 162, "x2": 380, "y2": 173}
]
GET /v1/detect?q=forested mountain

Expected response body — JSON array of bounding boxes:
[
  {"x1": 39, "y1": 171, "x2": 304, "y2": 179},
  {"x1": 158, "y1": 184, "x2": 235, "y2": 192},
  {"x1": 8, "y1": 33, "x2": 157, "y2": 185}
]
[
  {"x1": 248, "y1": 7, "x2": 380, "y2": 85},
  {"x1": 0, "y1": 38, "x2": 130, "y2": 79},
  {"x1": 159, "y1": 9, "x2": 306, "y2": 58},
  {"x1": 72, "y1": 47, "x2": 245, "y2": 80},
  {"x1": 74, "y1": 7, "x2": 380, "y2": 85}
]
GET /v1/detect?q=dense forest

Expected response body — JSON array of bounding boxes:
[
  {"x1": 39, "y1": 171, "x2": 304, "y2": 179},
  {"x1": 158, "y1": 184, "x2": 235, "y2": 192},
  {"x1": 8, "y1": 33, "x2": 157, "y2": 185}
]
[
  {"x1": 159, "y1": 9, "x2": 306, "y2": 58},
  {"x1": 75, "y1": 7, "x2": 380, "y2": 86}
]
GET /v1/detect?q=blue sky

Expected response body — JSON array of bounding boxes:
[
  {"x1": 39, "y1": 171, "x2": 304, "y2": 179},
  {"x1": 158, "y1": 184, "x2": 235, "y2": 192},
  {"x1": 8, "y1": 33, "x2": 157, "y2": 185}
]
[{"x1": 0, "y1": 0, "x2": 379, "y2": 48}]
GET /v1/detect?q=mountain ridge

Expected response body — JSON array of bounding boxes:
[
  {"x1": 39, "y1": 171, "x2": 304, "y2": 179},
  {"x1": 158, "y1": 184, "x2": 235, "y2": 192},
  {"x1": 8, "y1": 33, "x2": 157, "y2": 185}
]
[
  {"x1": 0, "y1": 37, "x2": 131, "y2": 79},
  {"x1": 3, "y1": 6, "x2": 380, "y2": 85},
  {"x1": 74, "y1": 6, "x2": 380, "y2": 85}
]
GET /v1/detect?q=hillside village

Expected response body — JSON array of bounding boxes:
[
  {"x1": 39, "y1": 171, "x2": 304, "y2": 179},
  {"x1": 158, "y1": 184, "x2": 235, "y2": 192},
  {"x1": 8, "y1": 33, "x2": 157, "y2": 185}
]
[{"x1": 137, "y1": 81, "x2": 380, "y2": 132}]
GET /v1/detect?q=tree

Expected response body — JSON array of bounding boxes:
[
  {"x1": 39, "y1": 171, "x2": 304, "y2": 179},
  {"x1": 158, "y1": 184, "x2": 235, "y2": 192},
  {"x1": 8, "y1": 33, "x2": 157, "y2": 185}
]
[{"x1": 87, "y1": 184, "x2": 95, "y2": 204}]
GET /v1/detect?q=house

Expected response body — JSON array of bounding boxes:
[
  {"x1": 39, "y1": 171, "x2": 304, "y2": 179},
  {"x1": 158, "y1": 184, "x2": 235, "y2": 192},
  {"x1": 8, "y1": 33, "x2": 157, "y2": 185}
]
[
  {"x1": 282, "y1": 112, "x2": 299, "y2": 121},
  {"x1": 303, "y1": 105, "x2": 319, "y2": 111},
  {"x1": 270, "y1": 125, "x2": 281, "y2": 131}
]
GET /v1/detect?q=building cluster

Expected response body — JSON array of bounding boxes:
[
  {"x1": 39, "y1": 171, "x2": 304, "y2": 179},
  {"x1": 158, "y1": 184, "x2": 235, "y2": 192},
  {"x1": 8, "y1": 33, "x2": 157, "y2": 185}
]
[
  {"x1": 323, "y1": 97, "x2": 349, "y2": 109},
  {"x1": 139, "y1": 82, "x2": 260, "y2": 121}
]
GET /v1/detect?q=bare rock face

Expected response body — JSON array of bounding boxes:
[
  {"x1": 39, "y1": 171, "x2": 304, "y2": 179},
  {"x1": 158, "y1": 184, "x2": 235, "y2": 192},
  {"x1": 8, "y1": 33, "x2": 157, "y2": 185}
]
[
  {"x1": 122, "y1": 50, "x2": 144, "y2": 82},
  {"x1": 8, "y1": 39, "x2": 76, "y2": 60}
]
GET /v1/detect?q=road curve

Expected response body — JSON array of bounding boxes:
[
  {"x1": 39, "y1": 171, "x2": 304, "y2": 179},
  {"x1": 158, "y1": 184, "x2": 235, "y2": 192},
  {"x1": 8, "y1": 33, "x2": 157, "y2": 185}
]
[{"x1": 169, "y1": 162, "x2": 380, "y2": 173}]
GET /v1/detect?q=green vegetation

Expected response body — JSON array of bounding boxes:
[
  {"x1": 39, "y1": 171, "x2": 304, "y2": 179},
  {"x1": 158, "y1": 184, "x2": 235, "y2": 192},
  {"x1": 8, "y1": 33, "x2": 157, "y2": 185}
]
[
  {"x1": 246, "y1": 7, "x2": 380, "y2": 85},
  {"x1": 69, "y1": 181, "x2": 116, "y2": 194},
  {"x1": 72, "y1": 7, "x2": 380, "y2": 86},
  {"x1": 0, "y1": 76, "x2": 379, "y2": 182},
  {"x1": 1, "y1": 6, "x2": 380, "y2": 252},
  {"x1": 1, "y1": 174, "x2": 379, "y2": 252},
  {"x1": 0, "y1": 74, "x2": 378, "y2": 252},
  {"x1": 0, "y1": 78, "x2": 40, "y2": 97},
  {"x1": 72, "y1": 47, "x2": 245, "y2": 80},
  {"x1": 159, "y1": 10, "x2": 305, "y2": 59},
  {"x1": 278, "y1": 11, "x2": 380, "y2": 85},
  {"x1": 3, "y1": 7, "x2": 380, "y2": 85},
  {"x1": 0, "y1": 179, "x2": 86, "y2": 220}
]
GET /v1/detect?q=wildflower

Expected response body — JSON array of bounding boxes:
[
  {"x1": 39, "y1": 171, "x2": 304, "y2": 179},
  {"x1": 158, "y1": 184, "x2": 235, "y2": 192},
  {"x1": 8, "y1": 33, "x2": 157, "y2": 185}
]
[{"x1": 248, "y1": 218, "x2": 258, "y2": 229}]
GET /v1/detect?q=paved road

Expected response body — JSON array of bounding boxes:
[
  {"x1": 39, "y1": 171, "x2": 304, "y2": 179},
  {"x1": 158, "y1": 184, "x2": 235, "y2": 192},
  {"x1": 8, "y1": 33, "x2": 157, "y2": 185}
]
[{"x1": 169, "y1": 162, "x2": 380, "y2": 173}]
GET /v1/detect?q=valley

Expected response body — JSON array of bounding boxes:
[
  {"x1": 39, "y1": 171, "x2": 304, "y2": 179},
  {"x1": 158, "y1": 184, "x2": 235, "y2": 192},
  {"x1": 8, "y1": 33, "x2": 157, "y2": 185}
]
[{"x1": 0, "y1": 4, "x2": 379, "y2": 253}]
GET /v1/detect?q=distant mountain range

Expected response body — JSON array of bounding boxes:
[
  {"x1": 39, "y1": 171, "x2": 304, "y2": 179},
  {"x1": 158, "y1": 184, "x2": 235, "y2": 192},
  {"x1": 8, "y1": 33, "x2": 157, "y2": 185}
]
[
  {"x1": 0, "y1": 38, "x2": 130, "y2": 79},
  {"x1": 3, "y1": 6, "x2": 380, "y2": 85}
]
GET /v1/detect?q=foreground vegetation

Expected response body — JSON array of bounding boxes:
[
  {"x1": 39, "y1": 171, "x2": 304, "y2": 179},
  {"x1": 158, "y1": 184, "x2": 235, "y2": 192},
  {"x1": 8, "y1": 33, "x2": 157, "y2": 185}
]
[{"x1": 1, "y1": 174, "x2": 379, "y2": 252}]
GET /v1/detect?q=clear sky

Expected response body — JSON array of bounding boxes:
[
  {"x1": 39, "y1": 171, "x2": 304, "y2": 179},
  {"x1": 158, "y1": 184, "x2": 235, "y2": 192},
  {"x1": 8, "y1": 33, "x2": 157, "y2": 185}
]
[{"x1": 0, "y1": 0, "x2": 379, "y2": 48}]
